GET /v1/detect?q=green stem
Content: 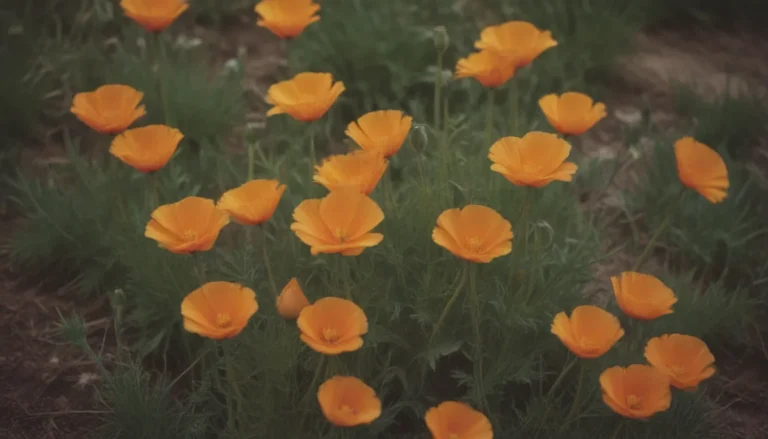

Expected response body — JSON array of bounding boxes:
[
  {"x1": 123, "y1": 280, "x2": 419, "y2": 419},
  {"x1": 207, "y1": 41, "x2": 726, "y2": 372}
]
[
  {"x1": 434, "y1": 51, "x2": 443, "y2": 129},
  {"x1": 339, "y1": 256, "x2": 353, "y2": 300},
  {"x1": 468, "y1": 262, "x2": 484, "y2": 407},
  {"x1": 149, "y1": 172, "x2": 159, "y2": 207},
  {"x1": 247, "y1": 141, "x2": 256, "y2": 181},
  {"x1": 261, "y1": 225, "x2": 278, "y2": 298},
  {"x1": 632, "y1": 188, "x2": 685, "y2": 272},
  {"x1": 297, "y1": 355, "x2": 326, "y2": 433},
  {"x1": 192, "y1": 253, "x2": 206, "y2": 284},
  {"x1": 429, "y1": 263, "x2": 469, "y2": 343},
  {"x1": 508, "y1": 79, "x2": 519, "y2": 136},
  {"x1": 222, "y1": 342, "x2": 240, "y2": 434},
  {"x1": 485, "y1": 88, "x2": 495, "y2": 148},
  {"x1": 610, "y1": 421, "x2": 624, "y2": 439},
  {"x1": 309, "y1": 124, "x2": 317, "y2": 174},
  {"x1": 169, "y1": 347, "x2": 210, "y2": 389},
  {"x1": 524, "y1": 223, "x2": 540, "y2": 305},
  {"x1": 567, "y1": 363, "x2": 586, "y2": 422},
  {"x1": 546, "y1": 355, "x2": 578, "y2": 398},
  {"x1": 155, "y1": 33, "x2": 172, "y2": 126}
]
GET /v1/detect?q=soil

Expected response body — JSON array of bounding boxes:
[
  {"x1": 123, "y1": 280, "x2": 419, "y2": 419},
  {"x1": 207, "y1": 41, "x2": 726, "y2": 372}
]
[{"x1": 2, "y1": 14, "x2": 768, "y2": 439}]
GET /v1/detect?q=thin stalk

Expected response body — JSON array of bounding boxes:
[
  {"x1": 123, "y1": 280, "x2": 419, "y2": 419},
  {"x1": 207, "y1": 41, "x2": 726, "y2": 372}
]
[
  {"x1": 247, "y1": 141, "x2": 256, "y2": 181},
  {"x1": 566, "y1": 363, "x2": 586, "y2": 422},
  {"x1": 429, "y1": 263, "x2": 469, "y2": 343},
  {"x1": 339, "y1": 256, "x2": 353, "y2": 300},
  {"x1": 297, "y1": 356, "x2": 326, "y2": 432},
  {"x1": 434, "y1": 51, "x2": 444, "y2": 129},
  {"x1": 192, "y1": 253, "x2": 206, "y2": 284},
  {"x1": 508, "y1": 79, "x2": 519, "y2": 135},
  {"x1": 632, "y1": 188, "x2": 686, "y2": 272},
  {"x1": 485, "y1": 88, "x2": 495, "y2": 148},
  {"x1": 155, "y1": 34, "x2": 172, "y2": 126},
  {"x1": 610, "y1": 421, "x2": 624, "y2": 439},
  {"x1": 260, "y1": 225, "x2": 278, "y2": 298},
  {"x1": 169, "y1": 347, "x2": 210, "y2": 388},
  {"x1": 222, "y1": 342, "x2": 240, "y2": 434},
  {"x1": 546, "y1": 355, "x2": 578, "y2": 398},
  {"x1": 524, "y1": 224, "x2": 540, "y2": 305},
  {"x1": 308, "y1": 123, "x2": 317, "y2": 174},
  {"x1": 149, "y1": 172, "x2": 159, "y2": 207},
  {"x1": 468, "y1": 262, "x2": 485, "y2": 407}
]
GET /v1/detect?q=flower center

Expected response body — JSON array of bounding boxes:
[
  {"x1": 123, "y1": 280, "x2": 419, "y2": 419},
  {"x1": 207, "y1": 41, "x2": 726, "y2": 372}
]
[
  {"x1": 669, "y1": 364, "x2": 685, "y2": 376},
  {"x1": 183, "y1": 229, "x2": 199, "y2": 241},
  {"x1": 334, "y1": 227, "x2": 348, "y2": 243},
  {"x1": 578, "y1": 336, "x2": 599, "y2": 350},
  {"x1": 626, "y1": 394, "x2": 641, "y2": 410},
  {"x1": 468, "y1": 236, "x2": 483, "y2": 252},
  {"x1": 322, "y1": 327, "x2": 340, "y2": 343},
  {"x1": 448, "y1": 433, "x2": 460, "y2": 439},
  {"x1": 339, "y1": 404, "x2": 358, "y2": 416},
  {"x1": 215, "y1": 312, "x2": 232, "y2": 328}
]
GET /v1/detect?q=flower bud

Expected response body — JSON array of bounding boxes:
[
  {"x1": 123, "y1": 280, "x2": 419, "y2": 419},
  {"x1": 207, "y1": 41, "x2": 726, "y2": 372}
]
[
  {"x1": 433, "y1": 26, "x2": 450, "y2": 55},
  {"x1": 276, "y1": 278, "x2": 310, "y2": 320}
]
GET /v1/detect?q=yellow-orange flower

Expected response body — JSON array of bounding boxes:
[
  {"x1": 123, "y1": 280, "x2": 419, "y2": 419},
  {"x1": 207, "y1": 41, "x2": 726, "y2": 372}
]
[
  {"x1": 70, "y1": 85, "x2": 146, "y2": 134},
  {"x1": 297, "y1": 297, "x2": 368, "y2": 355},
  {"x1": 145, "y1": 197, "x2": 230, "y2": 254},
  {"x1": 181, "y1": 281, "x2": 258, "y2": 340},
  {"x1": 538, "y1": 92, "x2": 607, "y2": 136},
  {"x1": 313, "y1": 150, "x2": 388, "y2": 195},
  {"x1": 475, "y1": 20, "x2": 557, "y2": 68},
  {"x1": 600, "y1": 365, "x2": 671, "y2": 420},
  {"x1": 674, "y1": 136, "x2": 729, "y2": 203},
  {"x1": 276, "y1": 277, "x2": 310, "y2": 320},
  {"x1": 120, "y1": 0, "x2": 188, "y2": 32},
  {"x1": 645, "y1": 334, "x2": 716, "y2": 390},
  {"x1": 345, "y1": 110, "x2": 413, "y2": 158},
  {"x1": 488, "y1": 132, "x2": 578, "y2": 187},
  {"x1": 255, "y1": 0, "x2": 320, "y2": 39},
  {"x1": 611, "y1": 272, "x2": 677, "y2": 321},
  {"x1": 455, "y1": 50, "x2": 516, "y2": 88},
  {"x1": 425, "y1": 401, "x2": 493, "y2": 439},
  {"x1": 217, "y1": 179, "x2": 286, "y2": 226},
  {"x1": 266, "y1": 72, "x2": 345, "y2": 122},
  {"x1": 109, "y1": 125, "x2": 183, "y2": 173},
  {"x1": 290, "y1": 188, "x2": 384, "y2": 256},
  {"x1": 551, "y1": 305, "x2": 624, "y2": 359},
  {"x1": 317, "y1": 376, "x2": 381, "y2": 427},
  {"x1": 432, "y1": 205, "x2": 513, "y2": 263}
]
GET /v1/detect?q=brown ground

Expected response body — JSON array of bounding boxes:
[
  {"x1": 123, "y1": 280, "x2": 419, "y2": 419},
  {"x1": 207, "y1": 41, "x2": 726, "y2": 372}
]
[{"x1": 1, "y1": 15, "x2": 767, "y2": 439}]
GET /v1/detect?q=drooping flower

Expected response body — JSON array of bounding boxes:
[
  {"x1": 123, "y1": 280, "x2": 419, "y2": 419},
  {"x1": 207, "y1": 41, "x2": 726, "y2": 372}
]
[
  {"x1": 266, "y1": 72, "x2": 345, "y2": 122},
  {"x1": 181, "y1": 281, "x2": 258, "y2": 339},
  {"x1": 345, "y1": 110, "x2": 413, "y2": 158},
  {"x1": 538, "y1": 92, "x2": 607, "y2": 136},
  {"x1": 674, "y1": 136, "x2": 729, "y2": 203},
  {"x1": 551, "y1": 305, "x2": 624, "y2": 359},
  {"x1": 313, "y1": 150, "x2": 388, "y2": 195},
  {"x1": 70, "y1": 85, "x2": 146, "y2": 134},
  {"x1": 488, "y1": 132, "x2": 578, "y2": 187},
  {"x1": 120, "y1": 0, "x2": 188, "y2": 32},
  {"x1": 475, "y1": 20, "x2": 557, "y2": 68},
  {"x1": 455, "y1": 50, "x2": 516, "y2": 88},
  {"x1": 254, "y1": 0, "x2": 320, "y2": 39},
  {"x1": 109, "y1": 125, "x2": 183, "y2": 173},
  {"x1": 611, "y1": 272, "x2": 677, "y2": 321},
  {"x1": 297, "y1": 297, "x2": 368, "y2": 355},
  {"x1": 145, "y1": 197, "x2": 230, "y2": 254},
  {"x1": 276, "y1": 277, "x2": 310, "y2": 320},
  {"x1": 317, "y1": 376, "x2": 381, "y2": 427},
  {"x1": 424, "y1": 401, "x2": 493, "y2": 439},
  {"x1": 290, "y1": 188, "x2": 384, "y2": 256},
  {"x1": 645, "y1": 334, "x2": 716, "y2": 390},
  {"x1": 432, "y1": 205, "x2": 513, "y2": 263},
  {"x1": 217, "y1": 179, "x2": 286, "y2": 226},
  {"x1": 600, "y1": 365, "x2": 671, "y2": 419}
]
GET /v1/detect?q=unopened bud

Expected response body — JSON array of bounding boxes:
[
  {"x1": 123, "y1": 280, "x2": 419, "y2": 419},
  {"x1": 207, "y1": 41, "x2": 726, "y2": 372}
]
[
  {"x1": 433, "y1": 26, "x2": 450, "y2": 55},
  {"x1": 410, "y1": 124, "x2": 428, "y2": 153}
]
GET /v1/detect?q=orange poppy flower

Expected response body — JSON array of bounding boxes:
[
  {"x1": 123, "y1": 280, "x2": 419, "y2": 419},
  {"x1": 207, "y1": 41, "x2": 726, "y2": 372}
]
[
  {"x1": 181, "y1": 281, "x2": 258, "y2": 340},
  {"x1": 550, "y1": 305, "x2": 624, "y2": 359},
  {"x1": 70, "y1": 84, "x2": 146, "y2": 134},
  {"x1": 297, "y1": 297, "x2": 368, "y2": 355},
  {"x1": 475, "y1": 21, "x2": 557, "y2": 68},
  {"x1": 120, "y1": 0, "x2": 188, "y2": 32},
  {"x1": 432, "y1": 205, "x2": 513, "y2": 263},
  {"x1": 538, "y1": 92, "x2": 607, "y2": 136},
  {"x1": 424, "y1": 401, "x2": 493, "y2": 439},
  {"x1": 290, "y1": 188, "x2": 384, "y2": 256},
  {"x1": 674, "y1": 137, "x2": 729, "y2": 203},
  {"x1": 455, "y1": 50, "x2": 516, "y2": 88},
  {"x1": 611, "y1": 272, "x2": 677, "y2": 321},
  {"x1": 345, "y1": 110, "x2": 413, "y2": 158},
  {"x1": 254, "y1": 0, "x2": 320, "y2": 39},
  {"x1": 488, "y1": 132, "x2": 578, "y2": 187},
  {"x1": 317, "y1": 376, "x2": 381, "y2": 427},
  {"x1": 600, "y1": 365, "x2": 671, "y2": 419},
  {"x1": 109, "y1": 125, "x2": 183, "y2": 173},
  {"x1": 266, "y1": 72, "x2": 345, "y2": 122},
  {"x1": 276, "y1": 277, "x2": 310, "y2": 320},
  {"x1": 145, "y1": 196, "x2": 230, "y2": 254},
  {"x1": 645, "y1": 334, "x2": 716, "y2": 390},
  {"x1": 217, "y1": 179, "x2": 286, "y2": 226},
  {"x1": 313, "y1": 150, "x2": 388, "y2": 195}
]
